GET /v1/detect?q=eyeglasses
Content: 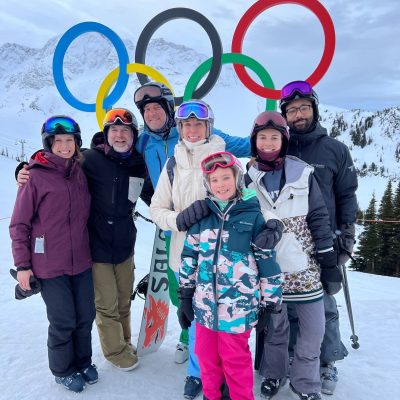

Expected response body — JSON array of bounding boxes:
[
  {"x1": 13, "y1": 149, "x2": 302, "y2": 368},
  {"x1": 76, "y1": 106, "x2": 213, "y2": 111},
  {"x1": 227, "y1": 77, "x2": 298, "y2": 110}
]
[
  {"x1": 201, "y1": 152, "x2": 236, "y2": 174},
  {"x1": 253, "y1": 111, "x2": 287, "y2": 133},
  {"x1": 103, "y1": 108, "x2": 134, "y2": 126},
  {"x1": 42, "y1": 116, "x2": 80, "y2": 134},
  {"x1": 281, "y1": 80, "x2": 313, "y2": 100},
  {"x1": 176, "y1": 101, "x2": 210, "y2": 120},
  {"x1": 285, "y1": 104, "x2": 312, "y2": 117}
]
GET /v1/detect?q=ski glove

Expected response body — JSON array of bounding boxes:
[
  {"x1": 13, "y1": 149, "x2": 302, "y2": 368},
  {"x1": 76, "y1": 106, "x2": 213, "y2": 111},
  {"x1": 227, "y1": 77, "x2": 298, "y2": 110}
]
[
  {"x1": 254, "y1": 219, "x2": 284, "y2": 249},
  {"x1": 315, "y1": 248, "x2": 338, "y2": 269},
  {"x1": 176, "y1": 200, "x2": 210, "y2": 232},
  {"x1": 337, "y1": 223, "x2": 356, "y2": 266},
  {"x1": 320, "y1": 266, "x2": 343, "y2": 295},
  {"x1": 9, "y1": 269, "x2": 41, "y2": 300},
  {"x1": 177, "y1": 287, "x2": 195, "y2": 329},
  {"x1": 256, "y1": 303, "x2": 282, "y2": 334}
]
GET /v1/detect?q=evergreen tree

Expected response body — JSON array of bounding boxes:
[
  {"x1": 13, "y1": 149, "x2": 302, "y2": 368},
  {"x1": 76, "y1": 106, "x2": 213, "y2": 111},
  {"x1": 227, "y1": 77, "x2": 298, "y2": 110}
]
[
  {"x1": 376, "y1": 181, "x2": 395, "y2": 275},
  {"x1": 353, "y1": 193, "x2": 379, "y2": 272},
  {"x1": 388, "y1": 182, "x2": 400, "y2": 277}
]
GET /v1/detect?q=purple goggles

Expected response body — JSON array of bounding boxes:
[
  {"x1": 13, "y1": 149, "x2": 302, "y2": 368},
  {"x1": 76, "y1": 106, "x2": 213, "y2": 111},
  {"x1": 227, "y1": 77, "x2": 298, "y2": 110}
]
[{"x1": 281, "y1": 81, "x2": 313, "y2": 100}]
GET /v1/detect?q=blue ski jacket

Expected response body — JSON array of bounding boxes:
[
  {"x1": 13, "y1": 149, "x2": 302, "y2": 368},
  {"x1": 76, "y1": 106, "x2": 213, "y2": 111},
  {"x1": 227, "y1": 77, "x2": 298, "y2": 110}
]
[{"x1": 136, "y1": 126, "x2": 250, "y2": 188}]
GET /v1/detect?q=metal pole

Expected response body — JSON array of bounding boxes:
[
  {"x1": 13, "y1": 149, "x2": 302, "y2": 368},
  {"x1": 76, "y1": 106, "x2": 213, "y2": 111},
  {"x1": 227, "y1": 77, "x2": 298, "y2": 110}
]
[{"x1": 340, "y1": 263, "x2": 360, "y2": 349}]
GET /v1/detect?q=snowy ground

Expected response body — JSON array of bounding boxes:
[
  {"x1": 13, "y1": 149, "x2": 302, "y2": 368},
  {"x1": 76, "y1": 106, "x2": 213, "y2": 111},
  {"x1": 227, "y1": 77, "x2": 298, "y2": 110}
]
[{"x1": 0, "y1": 156, "x2": 399, "y2": 400}]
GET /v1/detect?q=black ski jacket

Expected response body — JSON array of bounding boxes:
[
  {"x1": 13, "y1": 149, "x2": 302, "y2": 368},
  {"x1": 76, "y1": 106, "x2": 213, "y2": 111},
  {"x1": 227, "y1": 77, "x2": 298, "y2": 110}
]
[
  {"x1": 81, "y1": 132, "x2": 153, "y2": 264},
  {"x1": 287, "y1": 123, "x2": 358, "y2": 230}
]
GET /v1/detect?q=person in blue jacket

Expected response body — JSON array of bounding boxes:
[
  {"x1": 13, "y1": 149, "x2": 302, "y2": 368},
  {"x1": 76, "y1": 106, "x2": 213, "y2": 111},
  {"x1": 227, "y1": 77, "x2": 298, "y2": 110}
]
[{"x1": 133, "y1": 82, "x2": 251, "y2": 372}]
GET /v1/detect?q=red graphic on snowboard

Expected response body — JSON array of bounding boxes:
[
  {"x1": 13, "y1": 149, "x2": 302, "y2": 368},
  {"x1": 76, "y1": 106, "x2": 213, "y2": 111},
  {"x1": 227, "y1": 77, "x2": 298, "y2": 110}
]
[{"x1": 142, "y1": 295, "x2": 169, "y2": 349}]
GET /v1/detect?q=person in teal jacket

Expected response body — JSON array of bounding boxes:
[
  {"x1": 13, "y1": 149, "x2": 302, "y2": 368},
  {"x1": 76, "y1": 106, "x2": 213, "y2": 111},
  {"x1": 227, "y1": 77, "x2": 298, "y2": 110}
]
[
  {"x1": 178, "y1": 151, "x2": 282, "y2": 400},
  {"x1": 134, "y1": 82, "x2": 251, "y2": 366}
]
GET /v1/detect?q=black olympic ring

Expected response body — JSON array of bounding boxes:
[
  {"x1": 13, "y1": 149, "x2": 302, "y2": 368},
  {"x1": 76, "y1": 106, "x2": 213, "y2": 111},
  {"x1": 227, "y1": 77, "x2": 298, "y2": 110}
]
[{"x1": 135, "y1": 7, "x2": 222, "y2": 106}]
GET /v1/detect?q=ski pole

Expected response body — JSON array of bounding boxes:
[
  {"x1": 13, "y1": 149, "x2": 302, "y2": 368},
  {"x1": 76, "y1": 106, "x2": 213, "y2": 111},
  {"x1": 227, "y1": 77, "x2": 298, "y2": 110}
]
[
  {"x1": 340, "y1": 263, "x2": 360, "y2": 349},
  {"x1": 134, "y1": 211, "x2": 154, "y2": 224},
  {"x1": 335, "y1": 230, "x2": 360, "y2": 349}
]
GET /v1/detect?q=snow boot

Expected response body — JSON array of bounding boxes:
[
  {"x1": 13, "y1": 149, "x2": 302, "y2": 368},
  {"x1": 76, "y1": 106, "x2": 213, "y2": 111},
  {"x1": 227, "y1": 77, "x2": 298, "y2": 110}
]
[
  {"x1": 320, "y1": 362, "x2": 338, "y2": 395},
  {"x1": 80, "y1": 364, "x2": 98, "y2": 384},
  {"x1": 175, "y1": 342, "x2": 189, "y2": 364},
  {"x1": 260, "y1": 377, "x2": 287, "y2": 398},
  {"x1": 289, "y1": 383, "x2": 322, "y2": 400},
  {"x1": 184, "y1": 376, "x2": 202, "y2": 399},
  {"x1": 55, "y1": 372, "x2": 86, "y2": 393}
]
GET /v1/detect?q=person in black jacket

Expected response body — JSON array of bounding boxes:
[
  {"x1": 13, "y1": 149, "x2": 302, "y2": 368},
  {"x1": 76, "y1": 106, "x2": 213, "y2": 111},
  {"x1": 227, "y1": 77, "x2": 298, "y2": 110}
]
[
  {"x1": 16, "y1": 108, "x2": 153, "y2": 372},
  {"x1": 279, "y1": 81, "x2": 358, "y2": 395}
]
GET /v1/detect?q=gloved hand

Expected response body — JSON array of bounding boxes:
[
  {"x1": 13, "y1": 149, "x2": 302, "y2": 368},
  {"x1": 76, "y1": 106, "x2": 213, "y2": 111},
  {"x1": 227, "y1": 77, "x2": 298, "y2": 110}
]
[
  {"x1": 9, "y1": 269, "x2": 41, "y2": 300},
  {"x1": 337, "y1": 223, "x2": 356, "y2": 265},
  {"x1": 176, "y1": 200, "x2": 210, "y2": 232},
  {"x1": 254, "y1": 219, "x2": 284, "y2": 249},
  {"x1": 320, "y1": 266, "x2": 343, "y2": 295},
  {"x1": 177, "y1": 287, "x2": 195, "y2": 329},
  {"x1": 315, "y1": 248, "x2": 338, "y2": 268},
  {"x1": 256, "y1": 303, "x2": 282, "y2": 333}
]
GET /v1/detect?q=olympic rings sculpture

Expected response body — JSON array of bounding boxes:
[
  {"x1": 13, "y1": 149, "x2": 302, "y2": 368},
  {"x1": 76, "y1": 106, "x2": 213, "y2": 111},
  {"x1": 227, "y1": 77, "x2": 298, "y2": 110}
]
[{"x1": 53, "y1": 0, "x2": 335, "y2": 126}]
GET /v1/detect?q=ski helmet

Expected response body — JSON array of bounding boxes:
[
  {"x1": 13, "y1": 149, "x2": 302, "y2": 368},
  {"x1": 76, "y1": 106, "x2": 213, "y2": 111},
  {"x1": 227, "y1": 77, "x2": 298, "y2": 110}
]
[
  {"x1": 134, "y1": 82, "x2": 175, "y2": 117},
  {"x1": 201, "y1": 151, "x2": 244, "y2": 197},
  {"x1": 175, "y1": 99, "x2": 215, "y2": 139},
  {"x1": 102, "y1": 108, "x2": 139, "y2": 145},
  {"x1": 279, "y1": 80, "x2": 319, "y2": 121},
  {"x1": 250, "y1": 111, "x2": 289, "y2": 158},
  {"x1": 41, "y1": 115, "x2": 82, "y2": 152}
]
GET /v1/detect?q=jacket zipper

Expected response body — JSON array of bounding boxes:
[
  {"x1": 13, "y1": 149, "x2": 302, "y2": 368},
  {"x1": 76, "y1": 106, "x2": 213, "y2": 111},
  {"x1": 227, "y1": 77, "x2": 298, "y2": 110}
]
[
  {"x1": 211, "y1": 202, "x2": 235, "y2": 330},
  {"x1": 66, "y1": 180, "x2": 74, "y2": 272}
]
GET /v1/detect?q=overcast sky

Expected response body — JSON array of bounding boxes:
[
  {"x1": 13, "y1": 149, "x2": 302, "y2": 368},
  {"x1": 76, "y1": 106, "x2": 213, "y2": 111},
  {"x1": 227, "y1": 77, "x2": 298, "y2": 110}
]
[{"x1": 1, "y1": 0, "x2": 399, "y2": 111}]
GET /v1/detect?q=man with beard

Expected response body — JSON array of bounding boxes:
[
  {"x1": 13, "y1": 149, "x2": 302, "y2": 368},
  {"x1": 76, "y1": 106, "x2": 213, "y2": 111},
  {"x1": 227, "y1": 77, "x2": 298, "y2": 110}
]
[{"x1": 278, "y1": 81, "x2": 358, "y2": 396}]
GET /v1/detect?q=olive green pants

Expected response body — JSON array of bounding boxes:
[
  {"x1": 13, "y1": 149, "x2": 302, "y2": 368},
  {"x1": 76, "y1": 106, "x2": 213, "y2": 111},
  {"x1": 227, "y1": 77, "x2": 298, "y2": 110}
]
[{"x1": 92, "y1": 257, "x2": 138, "y2": 367}]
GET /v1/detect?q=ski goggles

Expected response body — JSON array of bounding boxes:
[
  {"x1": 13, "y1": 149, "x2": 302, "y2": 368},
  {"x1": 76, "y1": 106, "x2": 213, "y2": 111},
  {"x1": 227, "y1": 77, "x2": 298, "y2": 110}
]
[
  {"x1": 253, "y1": 112, "x2": 287, "y2": 133},
  {"x1": 103, "y1": 108, "x2": 134, "y2": 126},
  {"x1": 134, "y1": 84, "x2": 168, "y2": 105},
  {"x1": 175, "y1": 101, "x2": 210, "y2": 120},
  {"x1": 201, "y1": 152, "x2": 236, "y2": 174},
  {"x1": 281, "y1": 80, "x2": 313, "y2": 100},
  {"x1": 42, "y1": 116, "x2": 80, "y2": 134}
]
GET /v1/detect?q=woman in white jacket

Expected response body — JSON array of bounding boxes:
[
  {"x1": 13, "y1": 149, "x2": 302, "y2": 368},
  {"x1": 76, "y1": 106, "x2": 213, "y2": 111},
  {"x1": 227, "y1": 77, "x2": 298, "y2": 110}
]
[{"x1": 150, "y1": 100, "x2": 226, "y2": 399}]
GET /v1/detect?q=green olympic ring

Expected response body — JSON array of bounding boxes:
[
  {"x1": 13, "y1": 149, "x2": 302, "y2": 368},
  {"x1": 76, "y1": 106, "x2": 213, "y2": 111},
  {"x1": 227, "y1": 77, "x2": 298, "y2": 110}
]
[{"x1": 184, "y1": 53, "x2": 276, "y2": 111}]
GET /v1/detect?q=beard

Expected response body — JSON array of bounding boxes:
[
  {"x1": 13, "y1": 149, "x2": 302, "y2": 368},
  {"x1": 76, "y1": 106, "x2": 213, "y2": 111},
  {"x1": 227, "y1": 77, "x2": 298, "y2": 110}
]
[{"x1": 288, "y1": 115, "x2": 314, "y2": 133}]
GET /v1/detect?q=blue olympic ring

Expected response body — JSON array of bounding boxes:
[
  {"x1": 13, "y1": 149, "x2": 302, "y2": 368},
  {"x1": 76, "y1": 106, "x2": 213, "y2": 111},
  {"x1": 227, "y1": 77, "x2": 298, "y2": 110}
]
[{"x1": 53, "y1": 22, "x2": 129, "y2": 112}]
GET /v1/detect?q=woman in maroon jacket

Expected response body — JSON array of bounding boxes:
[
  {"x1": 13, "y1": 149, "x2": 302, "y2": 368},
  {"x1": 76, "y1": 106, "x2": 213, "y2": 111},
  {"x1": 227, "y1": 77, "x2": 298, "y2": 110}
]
[{"x1": 9, "y1": 116, "x2": 96, "y2": 393}]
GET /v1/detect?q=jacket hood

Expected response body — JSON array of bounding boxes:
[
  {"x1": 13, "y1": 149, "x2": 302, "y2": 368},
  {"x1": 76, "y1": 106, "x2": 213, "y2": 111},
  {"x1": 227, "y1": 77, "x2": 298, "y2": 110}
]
[
  {"x1": 289, "y1": 122, "x2": 327, "y2": 144},
  {"x1": 89, "y1": 131, "x2": 147, "y2": 170},
  {"x1": 28, "y1": 150, "x2": 76, "y2": 177},
  {"x1": 140, "y1": 125, "x2": 179, "y2": 142}
]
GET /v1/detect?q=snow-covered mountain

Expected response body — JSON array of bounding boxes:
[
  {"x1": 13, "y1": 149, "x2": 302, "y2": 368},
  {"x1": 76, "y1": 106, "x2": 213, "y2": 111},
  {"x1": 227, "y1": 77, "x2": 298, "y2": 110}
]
[{"x1": 0, "y1": 33, "x2": 399, "y2": 207}]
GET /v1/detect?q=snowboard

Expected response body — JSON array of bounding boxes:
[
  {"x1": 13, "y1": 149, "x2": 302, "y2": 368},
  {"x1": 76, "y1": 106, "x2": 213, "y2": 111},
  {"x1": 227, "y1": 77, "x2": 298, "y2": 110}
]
[{"x1": 136, "y1": 227, "x2": 170, "y2": 356}]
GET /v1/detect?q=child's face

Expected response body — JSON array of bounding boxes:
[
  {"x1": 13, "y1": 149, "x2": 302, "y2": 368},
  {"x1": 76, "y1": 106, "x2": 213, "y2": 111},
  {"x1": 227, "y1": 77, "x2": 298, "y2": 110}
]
[
  {"x1": 256, "y1": 128, "x2": 282, "y2": 153},
  {"x1": 208, "y1": 167, "x2": 236, "y2": 201}
]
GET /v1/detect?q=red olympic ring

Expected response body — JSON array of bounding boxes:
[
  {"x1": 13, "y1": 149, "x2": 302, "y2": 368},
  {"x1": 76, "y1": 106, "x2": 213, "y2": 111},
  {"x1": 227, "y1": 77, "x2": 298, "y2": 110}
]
[{"x1": 231, "y1": 0, "x2": 335, "y2": 100}]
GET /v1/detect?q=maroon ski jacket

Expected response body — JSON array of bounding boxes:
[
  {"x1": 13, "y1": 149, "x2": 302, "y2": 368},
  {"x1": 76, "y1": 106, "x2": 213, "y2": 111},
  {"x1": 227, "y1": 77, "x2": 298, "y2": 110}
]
[{"x1": 10, "y1": 151, "x2": 92, "y2": 279}]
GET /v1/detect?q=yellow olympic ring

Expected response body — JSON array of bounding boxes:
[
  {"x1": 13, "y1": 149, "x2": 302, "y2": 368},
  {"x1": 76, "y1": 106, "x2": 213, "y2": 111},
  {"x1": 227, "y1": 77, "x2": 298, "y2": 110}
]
[{"x1": 95, "y1": 63, "x2": 174, "y2": 130}]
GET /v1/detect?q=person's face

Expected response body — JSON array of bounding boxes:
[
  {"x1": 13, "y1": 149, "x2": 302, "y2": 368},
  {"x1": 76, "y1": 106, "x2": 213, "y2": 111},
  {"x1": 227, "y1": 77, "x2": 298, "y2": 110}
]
[
  {"x1": 181, "y1": 118, "x2": 207, "y2": 143},
  {"x1": 285, "y1": 98, "x2": 314, "y2": 133},
  {"x1": 143, "y1": 102, "x2": 167, "y2": 131},
  {"x1": 209, "y1": 167, "x2": 236, "y2": 201},
  {"x1": 51, "y1": 134, "x2": 76, "y2": 159},
  {"x1": 256, "y1": 129, "x2": 282, "y2": 153},
  {"x1": 107, "y1": 125, "x2": 134, "y2": 153}
]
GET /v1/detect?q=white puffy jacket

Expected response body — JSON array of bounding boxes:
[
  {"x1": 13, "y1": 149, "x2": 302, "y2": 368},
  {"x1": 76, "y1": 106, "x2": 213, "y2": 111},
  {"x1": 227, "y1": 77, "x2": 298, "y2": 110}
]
[{"x1": 150, "y1": 135, "x2": 225, "y2": 272}]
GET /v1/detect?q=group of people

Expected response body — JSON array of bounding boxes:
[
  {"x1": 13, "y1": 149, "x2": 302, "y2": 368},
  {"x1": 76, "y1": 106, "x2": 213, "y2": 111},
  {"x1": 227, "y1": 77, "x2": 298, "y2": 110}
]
[{"x1": 10, "y1": 79, "x2": 357, "y2": 400}]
